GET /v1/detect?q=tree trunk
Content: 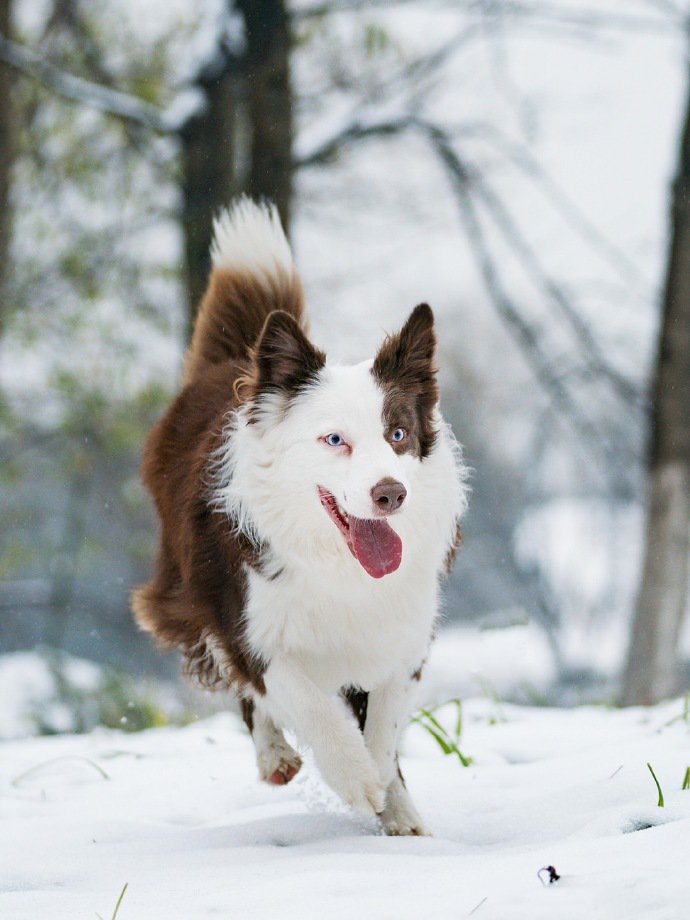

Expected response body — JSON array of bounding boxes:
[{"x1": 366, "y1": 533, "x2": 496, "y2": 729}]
[
  {"x1": 621, "y1": 68, "x2": 690, "y2": 706},
  {"x1": 180, "y1": 57, "x2": 240, "y2": 341},
  {"x1": 0, "y1": 0, "x2": 14, "y2": 338},
  {"x1": 179, "y1": 0, "x2": 293, "y2": 338},
  {"x1": 238, "y1": 0, "x2": 293, "y2": 232}
]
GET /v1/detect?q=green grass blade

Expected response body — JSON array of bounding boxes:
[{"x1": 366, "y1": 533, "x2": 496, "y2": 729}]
[
  {"x1": 412, "y1": 711, "x2": 473, "y2": 765},
  {"x1": 111, "y1": 882, "x2": 128, "y2": 920},
  {"x1": 682, "y1": 767, "x2": 690, "y2": 791},
  {"x1": 647, "y1": 762, "x2": 665, "y2": 807},
  {"x1": 454, "y1": 699, "x2": 463, "y2": 743},
  {"x1": 418, "y1": 707, "x2": 450, "y2": 737},
  {"x1": 411, "y1": 716, "x2": 454, "y2": 755},
  {"x1": 454, "y1": 746, "x2": 473, "y2": 768}
]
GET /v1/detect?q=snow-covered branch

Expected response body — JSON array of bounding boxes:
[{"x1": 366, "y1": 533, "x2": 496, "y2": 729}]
[{"x1": 0, "y1": 32, "x2": 172, "y2": 133}]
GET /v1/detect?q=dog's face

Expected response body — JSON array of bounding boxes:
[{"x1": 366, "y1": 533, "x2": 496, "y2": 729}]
[{"x1": 242, "y1": 305, "x2": 439, "y2": 579}]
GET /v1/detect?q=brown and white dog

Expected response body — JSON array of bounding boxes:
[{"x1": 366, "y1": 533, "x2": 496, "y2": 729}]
[{"x1": 132, "y1": 199, "x2": 468, "y2": 835}]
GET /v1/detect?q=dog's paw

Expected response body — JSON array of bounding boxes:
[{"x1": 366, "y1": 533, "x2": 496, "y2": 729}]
[
  {"x1": 320, "y1": 747, "x2": 386, "y2": 815},
  {"x1": 257, "y1": 739, "x2": 303, "y2": 786},
  {"x1": 380, "y1": 783, "x2": 431, "y2": 836},
  {"x1": 382, "y1": 816, "x2": 433, "y2": 837},
  {"x1": 339, "y1": 770, "x2": 387, "y2": 816}
]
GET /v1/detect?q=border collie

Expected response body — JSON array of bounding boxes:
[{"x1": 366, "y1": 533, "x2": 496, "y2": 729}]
[{"x1": 132, "y1": 199, "x2": 468, "y2": 835}]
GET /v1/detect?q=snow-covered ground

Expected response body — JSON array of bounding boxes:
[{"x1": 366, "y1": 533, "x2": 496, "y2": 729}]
[{"x1": 2, "y1": 686, "x2": 689, "y2": 918}]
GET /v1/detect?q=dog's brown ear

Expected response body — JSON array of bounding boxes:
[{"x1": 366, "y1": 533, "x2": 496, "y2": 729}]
[
  {"x1": 253, "y1": 311, "x2": 325, "y2": 395},
  {"x1": 372, "y1": 303, "x2": 438, "y2": 392},
  {"x1": 372, "y1": 304, "x2": 439, "y2": 458}
]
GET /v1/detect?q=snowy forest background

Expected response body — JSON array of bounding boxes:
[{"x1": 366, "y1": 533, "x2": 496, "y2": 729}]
[{"x1": 1, "y1": 0, "x2": 690, "y2": 736}]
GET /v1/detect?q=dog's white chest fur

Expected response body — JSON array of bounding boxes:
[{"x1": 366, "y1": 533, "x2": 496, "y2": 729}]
[
  {"x1": 245, "y1": 559, "x2": 440, "y2": 693},
  {"x1": 219, "y1": 369, "x2": 468, "y2": 694}
]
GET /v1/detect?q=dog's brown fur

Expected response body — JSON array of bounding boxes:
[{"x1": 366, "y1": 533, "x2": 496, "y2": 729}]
[
  {"x1": 183, "y1": 265, "x2": 306, "y2": 383},
  {"x1": 372, "y1": 304, "x2": 439, "y2": 459},
  {"x1": 132, "y1": 266, "x2": 308, "y2": 693}
]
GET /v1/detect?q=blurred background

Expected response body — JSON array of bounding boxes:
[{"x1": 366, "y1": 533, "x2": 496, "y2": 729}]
[{"x1": 1, "y1": 0, "x2": 689, "y2": 739}]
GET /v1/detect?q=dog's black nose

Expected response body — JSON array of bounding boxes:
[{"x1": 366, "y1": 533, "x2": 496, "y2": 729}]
[{"x1": 371, "y1": 478, "x2": 407, "y2": 514}]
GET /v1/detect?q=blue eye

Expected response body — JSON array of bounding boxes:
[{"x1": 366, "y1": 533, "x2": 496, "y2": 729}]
[
  {"x1": 392, "y1": 428, "x2": 407, "y2": 443},
  {"x1": 325, "y1": 433, "x2": 344, "y2": 447}
]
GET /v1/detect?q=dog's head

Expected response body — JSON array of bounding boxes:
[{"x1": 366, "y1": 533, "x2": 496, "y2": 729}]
[{"x1": 234, "y1": 304, "x2": 442, "y2": 578}]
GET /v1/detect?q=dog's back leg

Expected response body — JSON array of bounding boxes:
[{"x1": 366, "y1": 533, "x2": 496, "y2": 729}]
[
  {"x1": 242, "y1": 697, "x2": 302, "y2": 786},
  {"x1": 380, "y1": 760, "x2": 431, "y2": 837}
]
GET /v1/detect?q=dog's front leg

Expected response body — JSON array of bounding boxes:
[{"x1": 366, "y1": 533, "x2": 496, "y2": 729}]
[
  {"x1": 364, "y1": 670, "x2": 431, "y2": 836},
  {"x1": 263, "y1": 658, "x2": 386, "y2": 815}
]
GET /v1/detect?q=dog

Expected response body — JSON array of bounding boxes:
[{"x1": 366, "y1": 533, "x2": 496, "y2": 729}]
[{"x1": 132, "y1": 198, "x2": 468, "y2": 835}]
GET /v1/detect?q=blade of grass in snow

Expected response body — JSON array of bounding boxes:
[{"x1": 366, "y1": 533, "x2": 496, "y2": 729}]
[
  {"x1": 97, "y1": 883, "x2": 129, "y2": 920},
  {"x1": 11, "y1": 755, "x2": 109, "y2": 787},
  {"x1": 663, "y1": 691, "x2": 690, "y2": 728},
  {"x1": 454, "y1": 699, "x2": 463, "y2": 741},
  {"x1": 411, "y1": 704, "x2": 473, "y2": 767},
  {"x1": 682, "y1": 767, "x2": 690, "y2": 790},
  {"x1": 473, "y1": 676, "x2": 506, "y2": 723},
  {"x1": 468, "y1": 895, "x2": 487, "y2": 915},
  {"x1": 647, "y1": 762, "x2": 665, "y2": 807},
  {"x1": 110, "y1": 882, "x2": 128, "y2": 920}
]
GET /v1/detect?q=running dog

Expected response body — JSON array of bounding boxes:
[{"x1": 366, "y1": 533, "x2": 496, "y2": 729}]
[{"x1": 132, "y1": 198, "x2": 468, "y2": 835}]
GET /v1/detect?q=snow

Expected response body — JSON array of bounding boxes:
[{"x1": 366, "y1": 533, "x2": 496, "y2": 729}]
[
  {"x1": 0, "y1": 652, "x2": 100, "y2": 739},
  {"x1": 0, "y1": 652, "x2": 189, "y2": 742},
  {"x1": 423, "y1": 622, "x2": 558, "y2": 703},
  {"x1": 2, "y1": 684, "x2": 689, "y2": 918}
]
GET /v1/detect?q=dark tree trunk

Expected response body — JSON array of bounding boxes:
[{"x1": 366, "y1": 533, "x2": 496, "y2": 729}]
[
  {"x1": 621, "y1": 66, "x2": 690, "y2": 706},
  {"x1": 0, "y1": 0, "x2": 14, "y2": 337},
  {"x1": 238, "y1": 0, "x2": 293, "y2": 232},
  {"x1": 180, "y1": 58, "x2": 240, "y2": 341},
  {"x1": 179, "y1": 0, "x2": 293, "y2": 339}
]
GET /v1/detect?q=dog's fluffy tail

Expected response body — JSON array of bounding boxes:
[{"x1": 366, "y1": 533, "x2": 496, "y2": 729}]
[{"x1": 183, "y1": 197, "x2": 306, "y2": 383}]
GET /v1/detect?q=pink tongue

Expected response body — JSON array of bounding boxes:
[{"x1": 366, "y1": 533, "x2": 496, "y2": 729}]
[{"x1": 349, "y1": 517, "x2": 403, "y2": 579}]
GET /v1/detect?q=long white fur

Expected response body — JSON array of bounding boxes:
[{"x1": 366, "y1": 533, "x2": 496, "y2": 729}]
[
  {"x1": 210, "y1": 196, "x2": 294, "y2": 278},
  {"x1": 210, "y1": 200, "x2": 469, "y2": 831}
]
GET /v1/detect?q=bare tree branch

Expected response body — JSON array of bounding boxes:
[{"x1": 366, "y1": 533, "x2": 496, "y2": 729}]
[
  {"x1": 0, "y1": 31, "x2": 172, "y2": 133},
  {"x1": 466, "y1": 164, "x2": 644, "y2": 407},
  {"x1": 294, "y1": 0, "x2": 434, "y2": 19},
  {"x1": 453, "y1": 122, "x2": 654, "y2": 294},
  {"x1": 294, "y1": 0, "x2": 678, "y2": 34},
  {"x1": 423, "y1": 120, "x2": 633, "y2": 486},
  {"x1": 295, "y1": 117, "x2": 414, "y2": 167}
]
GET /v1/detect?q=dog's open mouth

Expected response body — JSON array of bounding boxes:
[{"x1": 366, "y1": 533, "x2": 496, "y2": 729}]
[{"x1": 318, "y1": 487, "x2": 402, "y2": 579}]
